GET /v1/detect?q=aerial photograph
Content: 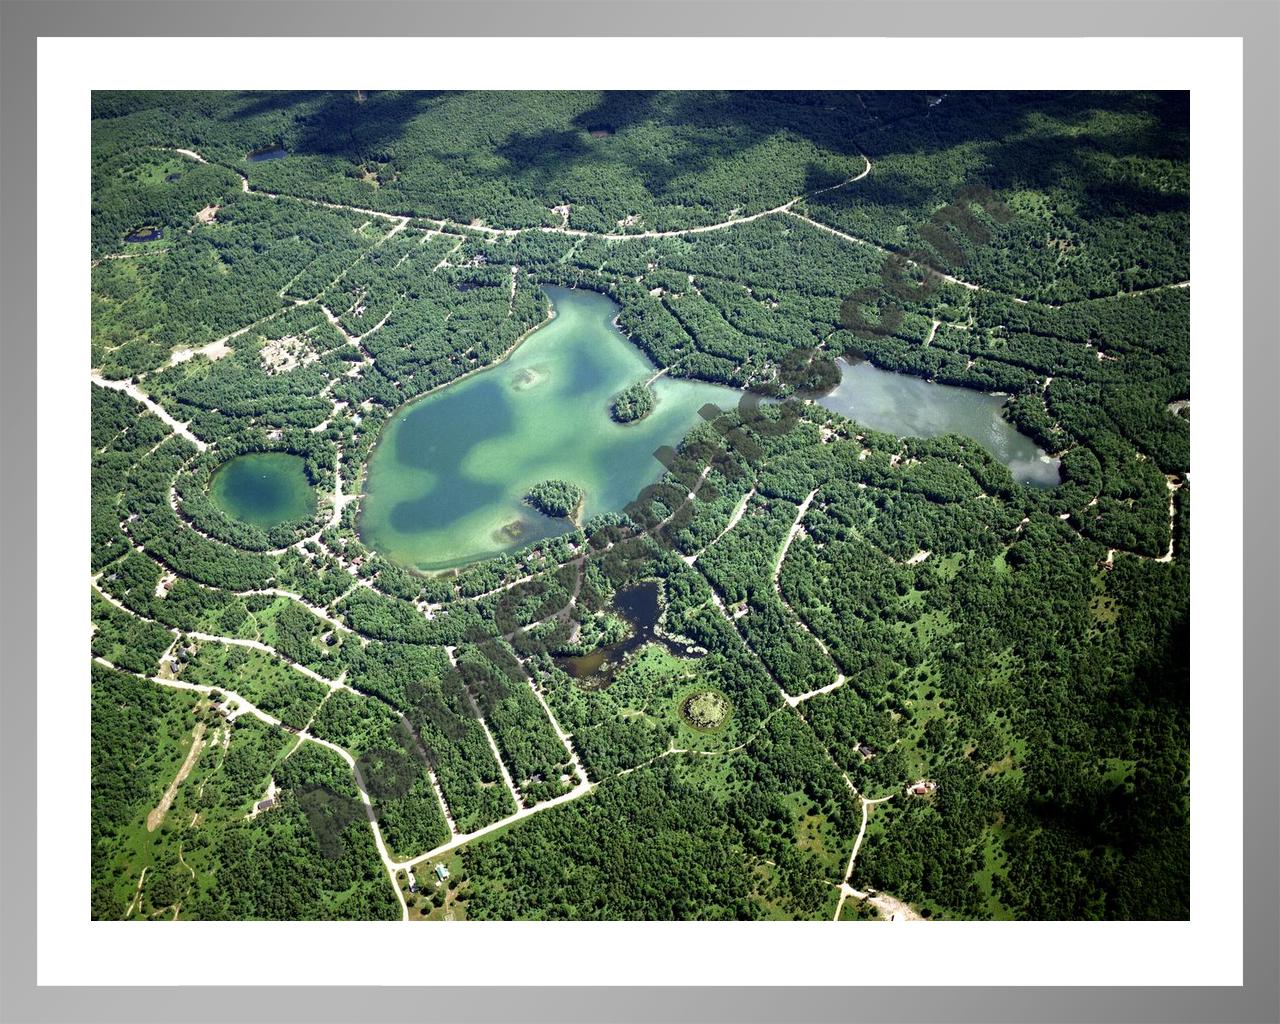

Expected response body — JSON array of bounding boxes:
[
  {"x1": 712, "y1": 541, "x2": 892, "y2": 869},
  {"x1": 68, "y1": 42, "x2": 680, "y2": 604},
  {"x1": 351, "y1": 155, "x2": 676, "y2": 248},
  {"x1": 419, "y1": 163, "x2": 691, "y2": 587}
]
[{"x1": 89, "y1": 90, "x2": 1189, "y2": 922}]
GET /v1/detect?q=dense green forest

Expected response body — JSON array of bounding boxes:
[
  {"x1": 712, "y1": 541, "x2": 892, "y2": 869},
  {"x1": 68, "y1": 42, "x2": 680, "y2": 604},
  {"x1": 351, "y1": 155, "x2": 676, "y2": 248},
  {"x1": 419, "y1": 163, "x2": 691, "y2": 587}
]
[
  {"x1": 611, "y1": 380, "x2": 656, "y2": 422},
  {"x1": 91, "y1": 90, "x2": 1190, "y2": 923},
  {"x1": 524, "y1": 479, "x2": 585, "y2": 519}
]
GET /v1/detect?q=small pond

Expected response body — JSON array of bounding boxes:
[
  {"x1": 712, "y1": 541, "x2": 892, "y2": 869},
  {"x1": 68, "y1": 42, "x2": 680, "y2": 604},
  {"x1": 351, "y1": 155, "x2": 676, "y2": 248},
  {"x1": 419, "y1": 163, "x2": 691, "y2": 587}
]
[
  {"x1": 247, "y1": 147, "x2": 289, "y2": 162},
  {"x1": 125, "y1": 226, "x2": 164, "y2": 243},
  {"x1": 209, "y1": 452, "x2": 316, "y2": 529},
  {"x1": 817, "y1": 357, "x2": 1061, "y2": 487},
  {"x1": 556, "y1": 580, "x2": 701, "y2": 686}
]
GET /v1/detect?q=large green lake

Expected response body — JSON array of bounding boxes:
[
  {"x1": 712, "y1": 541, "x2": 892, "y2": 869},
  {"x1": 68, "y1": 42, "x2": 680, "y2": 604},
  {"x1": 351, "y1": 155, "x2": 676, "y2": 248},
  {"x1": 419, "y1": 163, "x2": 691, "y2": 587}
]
[
  {"x1": 209, "y1": 452, "x2": 316, "y2": 528},
  {"x1": 818, "y1": 358, "x2": 1062, "y2": 487},
  {"x1": 360, "y1": 287, "x2": 740, "y2": 570}
]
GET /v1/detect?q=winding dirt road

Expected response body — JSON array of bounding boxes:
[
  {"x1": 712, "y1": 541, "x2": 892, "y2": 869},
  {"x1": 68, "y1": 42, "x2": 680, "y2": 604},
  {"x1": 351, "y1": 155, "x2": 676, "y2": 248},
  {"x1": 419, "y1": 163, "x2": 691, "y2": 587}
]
[{"x1": 90, "y1": 374, "x2": 207, "y2": 451}]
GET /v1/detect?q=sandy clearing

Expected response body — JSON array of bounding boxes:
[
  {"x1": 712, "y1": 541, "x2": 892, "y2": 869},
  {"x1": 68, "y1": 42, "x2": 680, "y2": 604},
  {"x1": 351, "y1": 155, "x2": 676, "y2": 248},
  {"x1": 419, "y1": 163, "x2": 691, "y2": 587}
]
[
  {"x1": 168, "y1": 337, "x2": 231, "y2": 368},
  {"x1": 846, "y1": 885, "x2": 924, "y2": 922},
  {"x1": 839, "y1": 883, "x2": 924, "y2": 922},
  {"x1": 147, "y1": 721, "x2": 207, "y2": 832},
  {"x1": 259, "y1": 334, "x2": 319, "y2": 375}
]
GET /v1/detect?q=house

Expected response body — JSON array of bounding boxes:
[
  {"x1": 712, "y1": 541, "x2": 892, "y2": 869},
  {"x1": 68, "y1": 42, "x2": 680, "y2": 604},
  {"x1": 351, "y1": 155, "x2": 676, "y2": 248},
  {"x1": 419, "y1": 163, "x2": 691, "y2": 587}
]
[
  {"x1": 857, "y1": 743, "x2": 875, "y2": 759},
  {"x1": 908, "y1": 780, "x2": 937, "y2": 797},
  {"x1": 256, "y1": 798, "x2": 274, "y2": 812},
  {"x1": 406, "y1": 870, "x2": 417, "y2": 893},
  {"x1": 434, "y1": 863, "x2": 450, "y2": 883}
]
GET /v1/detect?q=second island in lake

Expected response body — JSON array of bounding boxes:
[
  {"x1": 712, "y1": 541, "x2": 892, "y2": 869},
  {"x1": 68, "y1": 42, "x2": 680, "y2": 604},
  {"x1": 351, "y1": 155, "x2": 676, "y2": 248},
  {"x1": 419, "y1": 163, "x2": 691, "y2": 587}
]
[{"x1": 359, "y1": 286, "x2": 739, "y2": 571}]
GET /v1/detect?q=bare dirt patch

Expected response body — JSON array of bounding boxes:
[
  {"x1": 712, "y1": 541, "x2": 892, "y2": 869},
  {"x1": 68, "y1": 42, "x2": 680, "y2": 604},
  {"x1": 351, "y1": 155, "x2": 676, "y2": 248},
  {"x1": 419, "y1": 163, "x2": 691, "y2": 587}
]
[
  {"x1": 169, "y1": 337, "x2": 232, "y2": 367},
  {"x1": 154, "y1": 570, "x2": 178, "y2": 598},
  {"x1": 864, "y1": 890, "x2": 923, "y2": 921},
  {"x1": 260, "y1": 335, "x2": 320, "y2": 375},
  {"x1": 146, "y1": 721, "x2": 207, "y2": 832},
  {"x1": 195, "y1": 204, "x2": 220, "y2": 225}
]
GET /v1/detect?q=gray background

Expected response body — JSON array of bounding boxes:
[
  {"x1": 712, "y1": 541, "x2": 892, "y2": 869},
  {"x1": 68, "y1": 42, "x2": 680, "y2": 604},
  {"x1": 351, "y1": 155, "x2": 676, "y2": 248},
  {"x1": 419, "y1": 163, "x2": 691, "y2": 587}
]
[{"x1": 1, "y1": 2, "x2": 1276, "y2": 1022}]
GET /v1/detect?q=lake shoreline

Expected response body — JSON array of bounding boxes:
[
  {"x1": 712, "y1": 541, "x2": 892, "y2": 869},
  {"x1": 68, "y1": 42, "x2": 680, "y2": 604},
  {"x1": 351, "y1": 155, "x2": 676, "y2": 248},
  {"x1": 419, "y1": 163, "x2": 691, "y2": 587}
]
[
  {"x1": 357, "y1": 287, "x2": 1062, "y2": 574},
  {"x1": 357, "y1": 286, "x2": 739, "y2": 572},
  {"x1": 353, "y1": 298, "x2": 558, "y2": 575},
  {"x1": 819, "y1": 355, "x2": 1063, "y2": 488}
]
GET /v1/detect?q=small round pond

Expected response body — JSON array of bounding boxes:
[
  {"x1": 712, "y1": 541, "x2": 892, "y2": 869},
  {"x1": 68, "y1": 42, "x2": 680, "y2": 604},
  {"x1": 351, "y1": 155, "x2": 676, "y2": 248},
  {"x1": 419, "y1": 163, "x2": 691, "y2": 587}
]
[
  {"x1": 125, "y1": 226, "x2": 164, "y2": 243},
  {"x1": 209, "y1": 452, "x2": 316, "y2": 529}
]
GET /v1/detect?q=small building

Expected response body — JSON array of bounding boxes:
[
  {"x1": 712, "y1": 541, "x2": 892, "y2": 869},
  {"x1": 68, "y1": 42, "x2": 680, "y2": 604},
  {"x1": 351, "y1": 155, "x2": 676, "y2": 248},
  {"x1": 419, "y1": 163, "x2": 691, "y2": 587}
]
[
  {"x1": 857, "y1": 743, "x2": 875, "y2": 760},
  {"x1": 434, "y1": 863, "x2": 450, "y2": 883},
  {"x1": 908, "y1": 780, "x2": 937, "y2": 797},
  {"x1": 256, "y1": 798, "x2": 275, "y2": 812},
  {"x1": 406, "y1": 870, "x2": 417, "y2": 893}
]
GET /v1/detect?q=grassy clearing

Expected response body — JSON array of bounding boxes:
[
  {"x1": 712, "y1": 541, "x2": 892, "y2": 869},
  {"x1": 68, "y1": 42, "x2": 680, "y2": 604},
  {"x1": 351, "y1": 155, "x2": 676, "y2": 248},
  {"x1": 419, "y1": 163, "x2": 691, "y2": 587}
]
[{"x1": 183, "y1": 641, "x2": 328, "y2": 729}]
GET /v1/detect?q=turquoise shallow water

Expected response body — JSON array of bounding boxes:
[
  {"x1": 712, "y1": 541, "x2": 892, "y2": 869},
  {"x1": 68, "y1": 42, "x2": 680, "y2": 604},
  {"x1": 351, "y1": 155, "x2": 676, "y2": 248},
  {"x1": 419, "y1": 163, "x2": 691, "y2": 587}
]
[
  {"x1": 360, "y1": 288, "x2": 1060, "y2": 571},
  {"x1": 209, "y1": 452, "x2": 316, "y2": 528},
  {"x1": 359, "y1": 287, "x2": 741, "y2": 571}
]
